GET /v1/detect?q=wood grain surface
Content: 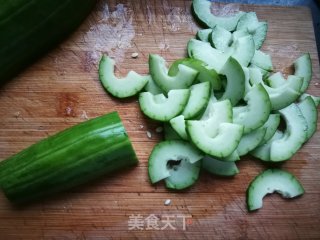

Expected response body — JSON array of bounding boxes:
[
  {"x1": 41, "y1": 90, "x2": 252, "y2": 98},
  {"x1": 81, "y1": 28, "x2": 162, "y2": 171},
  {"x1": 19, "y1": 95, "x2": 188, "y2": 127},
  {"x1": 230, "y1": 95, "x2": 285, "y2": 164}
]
[{"x1": 0, "y1": 0, "x2": 319, "y2": 239}]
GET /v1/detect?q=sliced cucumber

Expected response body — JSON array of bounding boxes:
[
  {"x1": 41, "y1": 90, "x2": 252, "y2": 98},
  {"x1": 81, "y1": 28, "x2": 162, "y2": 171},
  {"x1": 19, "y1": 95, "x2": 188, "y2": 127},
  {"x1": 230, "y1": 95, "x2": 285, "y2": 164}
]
[
  {"x1": 265, "y1": 53, "x2": 312, "y2": 93},
  {"x1": 249, "y1": 68, "x2": 303, "y2": 110},
  {"x1": 99, "y1": 56, "x2": 149, "y2": 98},
  {"x1": 236, "y1": 127, "x2": 267, "y2": 156},
  {"x1": 233, "y1": 83, "x2": 271, "y2": 133},
  {"x1": 168, "y1": 58, "x2": 221, "y2": 90},
  {"x1": 299, "y1": 93, "x2": 320, "y2": 107},
  {"x1": 236, "y1": 12, "x2": 268, "y2": 49},
  {"x1": 258, "y1": 114, "x2": 281, "y2": 145},
  {"x1": 170, "y1": 115, "x2": 188, "y2": 140},
  {"x1": 187, "y1": 100, "x2": 243, "y2": 157},
  {"x1": 192, "y1": 0, "x2": 245, "y2": 31},
  {"x1": 294, "y1": 53, "x2": 312, "y2": 93},
  {"x1": 149, "y1": 54, "x2": 198, "y2": 92},
  {"x1": 210, "y1": 26, "x2": 232, "y2": 52},
  {"x1": 243, "y1": 66, "x2": 253, "y2": 95},
  {"x1": 250, "y1": 130, "x2": 283, "y2": 161},
  {"x1": 270, "y1": 104, "x2": 308, "y2": 161},
  {"x1": 187, "y1": 121, "x2": 243, "y2": 158},
  {"x1": 144, "y1": 76, "x2": 164, "y2": 95},
  {"x1": 247, "y1": 169, "x2": 304, "y2": 211},
  {"x1": 267, "y1": 72, "x2": 286, "y2": 88},
  {"x1": 297, "y1": 96, "x2": 318, "y2": 141},
  {"x1": 181, "y1": 82, "x2": 211, "y2": 119},
  {"x1": 148, "y1": 140, "x2": 203, "y2": 186},
  {"x1": 219, "y1": 57, "x2": 245, "y2": 106},
  {"x1": 164, "y1": 123, "x2": 182, "y2": 141},
  {"x1": 188, "y1": 39, "x2": 229, "y2": 72},
  {"x1": 231, "y1": 35, "x2": 255, "y2": 67},
  {"x1": 202, "y1": 156, "x2": 239, "y2": 176},
  {"x1": 251, "y1": 50, "x2": 273, "y2": 71},
  {"x1": 196, "y1": 29, "x2": 212, "y2": 42},
  {"x1": 139, "y1": 89, "x2": 190, "y2": 122}
]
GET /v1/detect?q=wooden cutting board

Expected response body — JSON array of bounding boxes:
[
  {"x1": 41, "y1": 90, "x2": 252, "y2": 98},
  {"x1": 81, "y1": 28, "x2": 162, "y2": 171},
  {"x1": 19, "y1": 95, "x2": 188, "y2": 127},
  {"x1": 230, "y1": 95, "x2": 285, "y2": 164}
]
[{"x1": 0, "y1": 0, "x2": 319, "y2": 239}]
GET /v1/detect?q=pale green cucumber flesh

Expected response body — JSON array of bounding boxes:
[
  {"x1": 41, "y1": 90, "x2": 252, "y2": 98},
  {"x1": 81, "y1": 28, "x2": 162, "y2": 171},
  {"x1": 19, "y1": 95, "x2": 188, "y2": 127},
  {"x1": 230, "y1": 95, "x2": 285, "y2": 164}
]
[
  {"x1": 202, "y1": 156, "x2": 239, "y2": 176},
  {"x1": 233, "y1": 83, "x2": 271, "y2": 133},
  {"x1": 192, "y1": 0, "x2": 245, "y2": 31},
  {"x1": 251, "y1": 50, "x2": 273, "y2": 71},
  {"x1": 299, "y1": 93, "x2": 320, "y2": 107},
  {"x1": 258, "y1": 114, "x2": 281, "y2": 145},
  {"x1": 270, "y1": 104, "x2": 308, "y2": 161},
  {"x1": 196, "y1": 29, "x2": 212, "y2": 42},
  {"x1": 149, "y1": 54, "x2": 198, "y2": 92},
  {"x1": 144, "y1": 76, "x2": 164, "y2": 95},
  {"x1": 236, "y1": 127, "x2": 267, "y2": 156},
  {"x1": 148, "y1": 140, "x2": 203, "y2": 185},
  {"x1": 99, "y1": 56, "x2": 149, "y2": 98},
  {"x1": 181, "y1": 82, "x2": 211, "y2": 119},
  {"x1": 170, "y1": 115, "x2": 188, "y2": 140},
  {"x1": 210, "y1": 26, "x2": 232, "y2": 51},
  {"x1": 250, "y1": 130, "x2": 283, "y2": 161},
  {"x1": 168, "y1": 58, "x2": 221, "y2": 90},
  {"x1": 139, "y1": 89, "x2": 190, "y2": 122},
  {"x1": 219, "y1": 57, "x2": 245, "y2": 106},
  {"x1": 187, "y1": 121, "x2": 243, "y2": 158},
  {"x1": 294, "y1": 53, "x2": 312, "y2": 93},
  {"x1": 247, "y1": 169, "x2": 304, "y2": 211},
  {"x1": 297, "y1": 96, "x2": 317, "y2": 141}
]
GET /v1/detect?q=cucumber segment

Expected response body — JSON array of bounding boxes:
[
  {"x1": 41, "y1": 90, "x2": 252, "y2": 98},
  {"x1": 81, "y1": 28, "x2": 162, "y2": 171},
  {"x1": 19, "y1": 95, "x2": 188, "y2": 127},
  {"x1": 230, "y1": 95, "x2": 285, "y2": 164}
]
[
  {"x1": 148, "y1": 140, "x2": 203, "y2": 185},
  {"x1": 188, "y1": 37, "x2": 254, "y2": 73},
  {"x1": 188, "y1": 39, "x2": 229, "y2": 72},
  {"x1": 144, "y1": 76, "x2": 164, "y2": 95},
  {"x1": 99, "y1": 56, "x2": 149, "y2": 98},
  {"x1": 250, "y1": 130, "x2": 283, "y2": 161},
  {"x1": 202, "y1": 156, "x2": 239, "y2": 176},
  {"x1": 170, "y1": 115, "x2": 188, "y2": 140},
  {"x1": 164, "y1": 123, "x2": 182, "y2": 140},
  {"x1": 210, "y1": 26, "x2": 232, "y2": 51},
  {"x1": 139, "y1": 89, "x2": 190, "y2": 122},
  {"x1": 181, "y1": 82, "x2": 211, "y2": 119},
  {"x1": 0, "y1": 112, "x2": 138, "y2": 204},
  {"x1": 187, "y1": 121, "x2": 244, "y2": 158},
  {"x1": 251, "y1": 50, "x2": 273, "y2": 71},
  {"x1": 149, "y1": 54, "x2": 198, "y2": 92},
  {"x1": 233, "y1": 83, "x2": 271, "y2": 133},
  {"x1": 165, "y1": 158, "x2": 201, "y2": 190},
  {"x1": 249, "y1": 68, "x2": 303, "y2": 110},
  {"x1": 247, "y1": 169, "x2": 304, "y2": 211},
  {"x1": 219, "y1": 57, "x2": 245, "y2": 106},
  {"x1": 168, "y1": 58, "x2": 221, "y2": 90},
  {"x1": 236, "y1": 12, "x2": 268, "y2": 49},
  {"x1": 258, "y1": 114, "x2": 281, "y2": 145},
  {"x1": 299, "y1": 93, "x2": 320, "y2": 107},
  {"x1": 192, "y1": 0, "x2": 245, "y2": 31},
  {"x1": 270, "y1": 104, "x2": 308, "y2": 161},
  {"x1": 236, "y1": 127, "x2": 267, "y2": 156},
  {"x1": 196, "y1": 29, "x2": 212, "y2": 42},
  {"x1": 294, "y1": 53, "x2": 312, "y2": 93},
  {"x1": 267, "y1": 72, "x2": 286, "y2": 88},
  {"x1": 297, "y1": 96, "x2": 317, "y2": 141}
]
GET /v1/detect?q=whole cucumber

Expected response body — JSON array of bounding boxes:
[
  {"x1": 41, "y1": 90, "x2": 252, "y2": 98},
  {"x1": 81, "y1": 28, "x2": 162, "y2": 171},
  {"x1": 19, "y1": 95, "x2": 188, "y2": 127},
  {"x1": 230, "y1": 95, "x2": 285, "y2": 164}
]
[
  {"x1": 0, "y1": 0, "x2": 96, "y2": 85},
  {"x1": 0, "y1": 112, "x2": 138, "y2": 204}
]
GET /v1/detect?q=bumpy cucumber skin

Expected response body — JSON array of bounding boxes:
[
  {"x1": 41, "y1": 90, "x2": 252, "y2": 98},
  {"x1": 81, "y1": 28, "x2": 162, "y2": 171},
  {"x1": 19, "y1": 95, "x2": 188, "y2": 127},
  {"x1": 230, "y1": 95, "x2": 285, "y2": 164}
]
[
  {"x1": 0, "y1": 0, "x2": 96, "y2": 84},
  {"x1": 0, "y1": 112, "x2": 138, "y2": 204}
]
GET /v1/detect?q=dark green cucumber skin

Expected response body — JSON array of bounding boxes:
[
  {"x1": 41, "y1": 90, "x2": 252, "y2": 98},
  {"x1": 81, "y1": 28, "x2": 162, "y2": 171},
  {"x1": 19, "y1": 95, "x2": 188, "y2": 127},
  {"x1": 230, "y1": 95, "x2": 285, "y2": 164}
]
[
  {"x1": 0, "y1": 112, "x2": 138, "y2": 204},
  {"x1": 0, "y1": 0, "x2": 96, "y2": 85}
]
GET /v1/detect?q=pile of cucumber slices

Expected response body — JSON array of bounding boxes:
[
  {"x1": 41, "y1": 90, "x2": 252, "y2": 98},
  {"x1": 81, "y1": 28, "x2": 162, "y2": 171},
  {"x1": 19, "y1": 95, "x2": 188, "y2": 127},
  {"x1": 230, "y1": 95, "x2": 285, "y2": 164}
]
[{"x1": 98, "y1": 0, "x2": 319, "y2": 211}]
